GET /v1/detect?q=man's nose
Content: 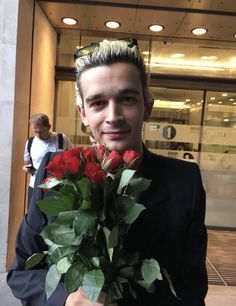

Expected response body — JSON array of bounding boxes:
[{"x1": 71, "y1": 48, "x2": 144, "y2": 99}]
[{"x1": 106, "y1": 101, "x2": 124, "y2": 123}]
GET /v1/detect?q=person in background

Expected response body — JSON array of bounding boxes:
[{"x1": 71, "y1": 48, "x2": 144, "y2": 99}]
[
  {"x1": 23, "y1": 113, "x2": 72, "y2": 208},
  {"x1": 8, "y1": 39, "x2": 207, "y2": 306}
]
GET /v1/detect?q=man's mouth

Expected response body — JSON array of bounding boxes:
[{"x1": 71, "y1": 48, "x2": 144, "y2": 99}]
[{"x1": 102, "y1": 130, "x2": 129, "y2": 139}]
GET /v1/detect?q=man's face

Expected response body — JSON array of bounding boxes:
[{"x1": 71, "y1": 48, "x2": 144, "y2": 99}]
[
  {"x1": 78, "y1": 63, "x2": 153, "y2": 154},
  {"x1": 31, "y1": 123, "x2": 50, "y2": 140}
]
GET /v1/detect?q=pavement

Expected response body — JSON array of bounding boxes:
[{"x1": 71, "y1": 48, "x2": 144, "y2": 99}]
[{"x1": 1, "y1": 272, "x2": 236, "y2": 306}]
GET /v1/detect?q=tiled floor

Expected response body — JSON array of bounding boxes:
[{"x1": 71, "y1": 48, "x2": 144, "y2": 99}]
[
  {"x1": 207, "y1": 229, "x2": 236, "y2": 286},
  {"x1": 206, "y1": 285, "x2": 236, "y2": 306}
]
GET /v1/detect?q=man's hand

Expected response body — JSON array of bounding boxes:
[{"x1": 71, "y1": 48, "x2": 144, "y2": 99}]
[
  {"x1": 22, "y1": 163, "x2": 35, "y2": 174},
  {"x1": 65, "y1": 287, "x2": 118, "y2": 306}
]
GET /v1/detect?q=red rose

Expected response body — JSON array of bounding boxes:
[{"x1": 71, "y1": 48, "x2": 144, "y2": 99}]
[
  {"x1": 97, "y1": 145, "x2": 106, "y2": 161},
  {"x1": 85, "y1": 162, "x2": 105, "y2": 183},
  {"x1": 103, "y1": 150, "x2": 123, "y2": 172},
  {"x1": 123, "y1": 150, "x2": 140, "y2": 169},
  {"x1": 83, "y1": 147, "x2": 96, "y2": 162},
  {"x1": 46, "y1": 155, "x2": 65, "y2": 178},
  {"x1": 62, "y1": 150, "x2": 81, "y2": 175},
  {"x1": 46, "y1": 149, "x2": 82, "y2": 179}
]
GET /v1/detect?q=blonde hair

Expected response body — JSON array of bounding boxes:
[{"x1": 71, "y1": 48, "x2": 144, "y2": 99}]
[{"x1": 75, "y1": 39, "x2": 150, "y2": 108}]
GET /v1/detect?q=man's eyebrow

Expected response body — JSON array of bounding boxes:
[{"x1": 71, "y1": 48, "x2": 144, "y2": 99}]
[
  {"x1": 85, "y1": 94, "x2": 103, "y2": 103},
  {"x1": 85, "y1": 88, "x2": 140, "y2": 103},
  {"x1": 118, "y1": 88, "x2": 140, "y2": 95}
]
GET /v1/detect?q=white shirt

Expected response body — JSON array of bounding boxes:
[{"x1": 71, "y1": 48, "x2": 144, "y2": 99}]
[{"x1": 24, "y1": 132, "x2": 72, "y2": 187}]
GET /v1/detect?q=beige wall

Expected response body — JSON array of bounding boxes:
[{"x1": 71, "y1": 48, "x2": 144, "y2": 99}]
[
  {"x1": 30, "y1": 2, "x2": 57, "y2": 120},
  {"x1": 7, "y1": 0, "x2": 57, "y2": 268},
  {"x1": 0, "y1": 0, "x2": 19, "y2": 271}
]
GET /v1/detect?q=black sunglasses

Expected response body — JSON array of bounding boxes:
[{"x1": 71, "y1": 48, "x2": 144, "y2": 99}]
[{"x1": 74, "y1": 38, "x2": 138, "y2": 60}]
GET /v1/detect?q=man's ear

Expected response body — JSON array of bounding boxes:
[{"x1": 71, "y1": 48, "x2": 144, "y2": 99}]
[
  {"x1": 143, "y1": 98, "x2": 154, "y2": 121},
  {"x1": 77, "y1": 106, "x2": 89, "y2": 126}
]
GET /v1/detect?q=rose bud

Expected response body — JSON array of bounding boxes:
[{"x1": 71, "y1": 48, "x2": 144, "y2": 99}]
[
  {"x1": 103, "y1": 150, "x2": 123, "y2": 172},
  {"x1": 123, "y1": 150, "x2": 140, "y2": 169}
]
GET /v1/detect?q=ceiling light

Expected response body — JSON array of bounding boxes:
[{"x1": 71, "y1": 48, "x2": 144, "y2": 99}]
[
  {"x1": 62, "y1": 17, "x2": 77, "y2": 25},
  {"x1": 150, "y1": 57, "x2": 228, "y2": 71},
  {"x1": 234, "y1": 33, "x2": 236, "y2": 38},
  {"x1": 186, "y1": 99, "x2": 191, "y2": 102},
  {"x1": 233, "y1": 102, "x2": 236, "y2": 105},
  {"x1": 171, "y1": 53, "x2": 184, "y2": 58},
  {"x1": 148, "y1": 24, "x2": 164, "y2": 32},
  {"x1": 224, "y1": 118, "x2": 229, "y2": 122},
  {"x1": 191, "y1": 27, "x2": 207, "y2": 36},
  {"x1": 142, "y1": 51, "x2": 150, "y2": 55},
  {"x1": 197, "y1": 102, "x2": 201, "y2": 105},
  {"x1": 154, "y1": 100, "x2": 190, "y2": 109},
  {"x1": 218, "y1": 101, "x2": 222, "y2": 104},
  {"x1": 222, "y1": 93, "x2": 228, "y2": 96},
  {"x1": 208, "y1": 56, "x2": 218, "y2": 60},
  {"x1": 229, "y1": 98, "x2": 234, "y2": 101},
  {"x1": 105, "y1": 21, "x2": 120, "y2": 29},
  {"x1": 201, "y1": 55, "x2": 218, "y2": 60},
  {"x1": 210, "y1": 97, "x2": 216, "y2": 100}
]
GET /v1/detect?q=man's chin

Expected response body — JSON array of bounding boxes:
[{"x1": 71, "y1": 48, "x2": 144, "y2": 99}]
[{"x1": 102, "y1": 141, "x2": 130, "y2": 153}]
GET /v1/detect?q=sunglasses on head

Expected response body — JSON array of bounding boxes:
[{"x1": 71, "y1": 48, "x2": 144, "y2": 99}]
[{"x1": 74, "y1": 38, "x2": 138, "y2": 60}]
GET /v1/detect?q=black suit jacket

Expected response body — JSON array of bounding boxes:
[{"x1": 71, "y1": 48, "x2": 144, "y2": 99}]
[{"x1": 7, "y1": 147, "x2": 208, "y2": 306}]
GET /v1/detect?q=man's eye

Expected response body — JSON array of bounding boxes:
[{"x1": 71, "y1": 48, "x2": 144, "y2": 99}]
[
  {"x1": 90, "y1": 101, "x2": 104, "y2": 108},
  {"x1": 120, "y1": 96, "x2": 136, "y2": 104}
]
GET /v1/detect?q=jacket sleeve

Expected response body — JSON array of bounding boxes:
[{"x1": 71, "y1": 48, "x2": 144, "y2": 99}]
[
  {"x1": 7, "y1": 152, "x2": 68, "y2": 306},
  {"x1": 174, "y1": 163, "x2": 208, "y2": 306}
]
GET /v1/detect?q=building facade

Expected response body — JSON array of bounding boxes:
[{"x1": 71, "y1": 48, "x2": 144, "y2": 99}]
[{"x1": 1, "y1": 0, "x2": 236, "y2": 271}]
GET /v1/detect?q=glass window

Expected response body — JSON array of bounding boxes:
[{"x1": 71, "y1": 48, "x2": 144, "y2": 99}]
[
  {"x1": 54, "y1": 30, "x2": 236, "y2": 228},
  {"x1": 200, "y1": 91, "x2": 236, "y2": 227},
  {"x1": 144, "y1": 87, "x2": 204, "y2": 162}
]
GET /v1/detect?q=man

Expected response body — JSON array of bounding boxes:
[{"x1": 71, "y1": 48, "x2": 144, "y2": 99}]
[
  {"x1": 7, "y1": 39, "x2": 208, "y2": 306},
  {"x1": 23, "y1": 113, "x2": 72, "y2": 208}
]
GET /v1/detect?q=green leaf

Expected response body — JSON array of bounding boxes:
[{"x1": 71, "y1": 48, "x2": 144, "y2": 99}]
[
  {"x1": 136, "y1": 280, "x2": 155, "y2": 293},
  {"x1": 25, "y1": 252, "x2": 45, "y2": 270},
  {"x1": 108, "y1": 226, "x2": 118, "y2": 248},
  {"x1": 141, "y1": 259, "x2": 162, "y2": 283},
  {"x1": 91, "y1": 257, "x2": 100, "y2": 268},
  {"x1": 41, "y1": 224, "x2": 75, "y2": 246},
  {"x1": 45, "y1": 264, "x2": 61, "y2": 299},
  {"x1": 120, "y1": 266, "x2": 134, "y2": 278},
  {"x1": 124, "y1": 203, "x2": 146, "y2": 224},
  {"x1": 50, "y1": 246, "x2": 78, "y2": 264},
  {"x1": 82, "y1": 269, "x2": 105, "y2": 302},
  {"x1": 48, "y1": 243, "x2": 61, "y2": 256},
  {"x1": 81, "y1": 199, "x2": 92, "y2": 210},
  {"x1": 56, "y1": 257, "x2": 72, "y2": 274},
  {"x1": 37, "y1": 191, "x2": 74, "y2": 216},
  {"x1": 108, "y1": 248, "x2": 114, "y2": 262},
  {"x1": 73, "y1": 210, "x2": 97, "y2": 236},
  {"x1": 102, "y1": 227, "x2": 110, "y2": 246},
  {"x1": 55, "y1": 210, "x2": 78, "y2": 225},
  {"x1": 117, "y1": 169, "x2": 136, "y2": 194},
  {"x1": 162, "y1": 268, "x2": 178, "y2": 297},
  {"x1": 116, "y1": 196, "x2": 135, "y2": 215},
  {"x1": 38, "y1": 177, "x2": 62, "y2": 189},
  {"x1": 126, "y1": 177, "x2": 152, "y2": 197},
  {"x1": 65, "y1": 262, "x2": 88, "y2": 293},
  {"x1": 78, "y1": 177, "x2": 92, "y2": 199}
]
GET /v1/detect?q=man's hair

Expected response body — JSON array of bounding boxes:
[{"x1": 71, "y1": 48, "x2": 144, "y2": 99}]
[
  {"x1": 29, "y1": 113, "x2": 50, "y2": 127},
  {"x1": 75, "y1": 39, "x2": 150, "y2": 108}
]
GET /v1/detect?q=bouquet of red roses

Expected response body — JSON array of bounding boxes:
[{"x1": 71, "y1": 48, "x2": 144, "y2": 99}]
[{"x1": 25, "y1": 146, "x2": 163, "y2": 305}]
